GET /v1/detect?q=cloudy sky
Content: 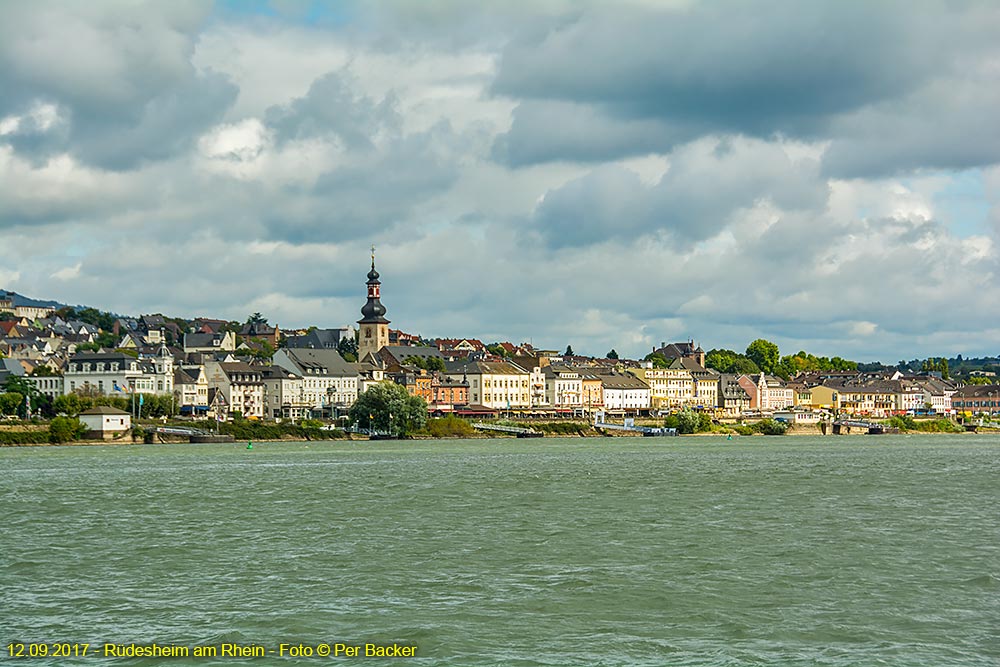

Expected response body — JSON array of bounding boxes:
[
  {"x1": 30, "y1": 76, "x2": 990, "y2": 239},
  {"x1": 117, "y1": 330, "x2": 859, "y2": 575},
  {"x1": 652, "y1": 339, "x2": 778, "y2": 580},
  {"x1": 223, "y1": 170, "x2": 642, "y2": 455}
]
[{"x1": 2, "y1": 0, "x2": 999, "y2": 362}]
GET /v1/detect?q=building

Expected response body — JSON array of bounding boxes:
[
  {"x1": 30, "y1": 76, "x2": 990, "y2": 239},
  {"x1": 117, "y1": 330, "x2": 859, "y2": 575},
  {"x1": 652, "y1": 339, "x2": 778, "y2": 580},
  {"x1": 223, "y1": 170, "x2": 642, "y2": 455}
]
[
  {"x1": 63, "y1": 349, "x2": 174, "y2": 396},
  {"x1": 79, "y1": 406, "x2": 131, "y2": 439},
  {"x1": 544, "y1": 365, "x2": 583, "y2": 409},
  {"x1": 652, "y1": 340, "x2": 705, "y2": 367},
  {"x1": 271, "y1": 348, "x2": 359, "y2": 415},
  {"x1": 949, "y1": 384, "x2": 1000, "y2": 416},
  {"x1": 260, "y1": 365, "x2": 310, "y2": 421},
  {"x1": 183, "y1": 331, "x2": 236, "y2": 354},
  {"x1": 738, "y1": 373, "x2": 794, "y2": 412},
  {"x1": 174, "y1": 367, "x2": 209, "y2": 415},
  {"x1": 718, "y1": 374, "x2": 752, "y2": 417},
  {"x1": 205, "y1": 361, "x2": 264, "y2": 419},
  {"x1": 240, "y1": 321, "x2": 281, "y2": 348},
  {"x1": 446, "y1": 360, "x2": 531, "y2": 409},
  {"x1": 628, "y1": 364, "x2": 693, "y2": 410},
  {"x1": 284, "y1": 328, "x2": 352, "y2": 350},
  {"x1": 598, "y1": 371, "x2": 651, "y2": 412},
  {"x1": 429, "y1": 375, "x2": 469, "y2": 412},
  {"x1": 358, "y1": 249, "x2": 390, "y2": 360}
]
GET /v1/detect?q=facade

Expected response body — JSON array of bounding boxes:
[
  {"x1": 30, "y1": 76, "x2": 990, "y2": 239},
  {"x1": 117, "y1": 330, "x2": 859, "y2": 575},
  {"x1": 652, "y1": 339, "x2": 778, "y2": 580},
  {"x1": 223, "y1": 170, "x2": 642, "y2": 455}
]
[
  {"x1": 544, "y1": 365, "x2": 583, "y2": 409},
  {"x1": 738, "y1": 373, "x2": 794, "y2": 411},
  {"x1": 628, "y1": 365, "x2": 693, "y2": 410},
  {"x1": 63, "y1": 349, "x2": 174, "y2": 396},
  {"x1": 271, "y1": 348, "x2": 359, "y2": 413},
  {"x1": 446, "y1": 360, "x2": 530, "y2": 409},
  {"x1": 718, "y1": 374, "x2": 752, "y2": 417},
  {"x1": 358, "y1": 250, "x2": 390, "y2": 360},
  {"x1": 598, "y1": 371, "x2": 651, "y2": 411},
  {"x1": 183, "y1": 331, "x2": 236, "y2": 354},
  {"x1": 174, "y1": 367, "x2": 209, "y2": 414},
  {"x1": 260, "y1": 366, "x2": 310, "y2": 420},
  {"x1": 950, "y1": 384, "x2": 1000, "y2": 415},
  {"x1": 79, "y1": 406, "x2": 131, "y2": 439},
  {"x1": 205, "y1": 361, "x2": 264, "y2": 419},
  {"x1": 430, "y1": 375, "x2": 469, "y2": 412},
  {"x1": 28, "y1": 374, "x2": 64, "y2": 400}
]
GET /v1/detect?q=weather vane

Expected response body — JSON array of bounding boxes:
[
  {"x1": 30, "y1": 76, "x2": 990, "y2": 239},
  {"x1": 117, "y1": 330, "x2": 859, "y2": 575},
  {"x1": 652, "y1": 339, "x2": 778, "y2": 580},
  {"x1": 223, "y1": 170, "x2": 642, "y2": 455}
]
[{"x1": 370, "y1": 244, "x2": 376, "y2": 268}]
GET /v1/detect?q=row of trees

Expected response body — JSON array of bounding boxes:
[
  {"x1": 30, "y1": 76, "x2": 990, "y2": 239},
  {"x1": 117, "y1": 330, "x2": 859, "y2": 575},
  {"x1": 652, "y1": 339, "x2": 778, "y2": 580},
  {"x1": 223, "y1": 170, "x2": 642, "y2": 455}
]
[{"x1": 703, "y1": 339, "x2": 858, "y2": 379}]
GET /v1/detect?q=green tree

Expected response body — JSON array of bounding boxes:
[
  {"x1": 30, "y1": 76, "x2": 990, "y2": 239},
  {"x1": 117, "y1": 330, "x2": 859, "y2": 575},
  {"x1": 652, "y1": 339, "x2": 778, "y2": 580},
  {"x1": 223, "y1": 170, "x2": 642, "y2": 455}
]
[
  {"x1": 402, "y1": 356, "x2": 428, "y2": 370},
  {"x1": 746, "y1": 339, "x2": 780, "y2": 375},
  {"x1": 644, "y1": 352, "x2": 670, "y2": 368},
  {"x1": 349, "y1": 382, "x2": 427, "y2": 436},
  {"x1": 607, "y1": 349, "x2": 619, "y2": 359},
  {"x1": 564, "y1": 345, "x2": 575, "y2": 356},
  {"x1": 247, "y1": 312, "x2": 268, "y2": 326},
  {"x1": 49, "y1": 416, "x2": 86, "y2": 443},
  {"x1": 53, "y1": 394, "x2": 83, "y2": 416},
  {"x1": 486, "y1": 343, "x2": 510, "y2": 358},
  {"x1": 674, "y1": 409, "x2": 701, "y2": 434},
  {"x1": 0, "y1": 392, "x2": 23, "y2": 416},
  {"x1": 338, "y1": 334, "x2": 359, "y2": 362}
]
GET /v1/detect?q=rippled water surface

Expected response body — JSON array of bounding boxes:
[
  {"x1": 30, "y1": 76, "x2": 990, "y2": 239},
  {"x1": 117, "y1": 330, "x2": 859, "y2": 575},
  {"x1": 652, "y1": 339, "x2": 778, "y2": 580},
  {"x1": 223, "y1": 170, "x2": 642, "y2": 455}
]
[{"x1": 2, "y1": 436, "x2": 998, "y2": 666}]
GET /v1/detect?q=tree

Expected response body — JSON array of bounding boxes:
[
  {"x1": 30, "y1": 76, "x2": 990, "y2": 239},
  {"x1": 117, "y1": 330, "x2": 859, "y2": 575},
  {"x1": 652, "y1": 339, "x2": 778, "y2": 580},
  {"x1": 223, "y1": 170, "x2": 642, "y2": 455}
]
[
  {"x1": 247, "y1": 312, "x2": 268, "y2": 326},
  {"x1": 745, "y1": 339, "x2": 780, "y2": 375},
  {"x1": 486, "y1": 343, "x2": 510, "y2": 358},
  {"x1": 564, "y1": 345, "x2": 575, "y2": 356},
  {"x1": 338, "y1": 333, "x2": 358, "y2": 362},
  {"x1": 53, "y1": 394, "x2": 83, "y2": 416},
  {"x1": 349, "y1": 382, "x2": 427, "y2": 436},
  {"x1": 644, "y1": 352, "x2": 670, "y2": 368},
  {"x1": 607, "y1": 349, "x2": 619, "y2": 360},
  {"x1": 0, "y1": 392, "x2": 23, "y2": 416},
  {"x1": 49, "y1": 416, "x2": 85, "y2": 443}
]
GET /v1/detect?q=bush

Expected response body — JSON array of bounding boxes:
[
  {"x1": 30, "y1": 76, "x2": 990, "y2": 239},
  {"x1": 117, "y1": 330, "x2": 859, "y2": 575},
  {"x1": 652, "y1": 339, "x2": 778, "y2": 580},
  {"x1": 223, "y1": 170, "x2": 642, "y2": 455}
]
[
  {"x1": 0, "y1": 430, "x2": 50, "y2": 445},
  {"x1": 732, "y1": 424, "x2": 754, "y2": 436},
  {"x1": 534, "y1": 421, "x2": 588, "y2": 435},
  {"x1": 49, "y1": 416, "x2": 86, "y2": 443},
  {"x1": 666, "y1": 409, "x2": 712, "y2": 434},
  {"x1": 426, "y1": 415, "x2": 475, "y2": 438},
  {"x1": 752, "y1": 418, "x2": 788, "y2": 436}
]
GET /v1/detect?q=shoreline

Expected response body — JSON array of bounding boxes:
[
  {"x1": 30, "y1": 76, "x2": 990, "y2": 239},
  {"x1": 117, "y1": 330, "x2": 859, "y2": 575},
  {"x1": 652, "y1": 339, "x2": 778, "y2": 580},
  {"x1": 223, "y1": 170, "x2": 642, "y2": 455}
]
[{"x1": 1, "y1": 428, "x2": 990, "y2": 448}]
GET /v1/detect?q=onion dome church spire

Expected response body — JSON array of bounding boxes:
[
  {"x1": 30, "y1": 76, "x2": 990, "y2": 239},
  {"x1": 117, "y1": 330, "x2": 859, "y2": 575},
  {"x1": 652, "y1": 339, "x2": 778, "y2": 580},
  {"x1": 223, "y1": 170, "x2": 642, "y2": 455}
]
[{"x1": 357, "y1": 245, "x2": 390, "y2": 359}]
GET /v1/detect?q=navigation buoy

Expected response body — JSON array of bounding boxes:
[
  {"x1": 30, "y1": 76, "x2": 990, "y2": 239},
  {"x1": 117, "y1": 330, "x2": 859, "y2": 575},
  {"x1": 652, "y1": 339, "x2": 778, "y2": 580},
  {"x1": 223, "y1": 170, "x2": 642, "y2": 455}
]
[
  {"x1": 727, "y1": 434, "x2": 733, "y2": 440},
  {"x1": 247, "y1": 441, "x2": 253, "y2": 450}
]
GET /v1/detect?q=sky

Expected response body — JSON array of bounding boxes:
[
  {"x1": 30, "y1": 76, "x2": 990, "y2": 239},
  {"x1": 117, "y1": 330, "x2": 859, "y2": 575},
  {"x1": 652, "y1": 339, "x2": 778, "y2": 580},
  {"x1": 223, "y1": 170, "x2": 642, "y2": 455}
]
[{"x1": 1, "y1": 0, "x2": 999, "y2": 362}]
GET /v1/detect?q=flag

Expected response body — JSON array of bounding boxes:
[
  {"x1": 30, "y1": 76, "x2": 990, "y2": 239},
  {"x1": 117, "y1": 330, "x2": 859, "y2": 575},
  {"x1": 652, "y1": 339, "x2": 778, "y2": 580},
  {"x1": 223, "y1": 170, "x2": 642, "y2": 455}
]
[
  {"x1": 139, "y1": 394, "x2": 144, "y2": 407},
  {"x1": 113, "y1": 381, "x2": 123, "y2": 393}
]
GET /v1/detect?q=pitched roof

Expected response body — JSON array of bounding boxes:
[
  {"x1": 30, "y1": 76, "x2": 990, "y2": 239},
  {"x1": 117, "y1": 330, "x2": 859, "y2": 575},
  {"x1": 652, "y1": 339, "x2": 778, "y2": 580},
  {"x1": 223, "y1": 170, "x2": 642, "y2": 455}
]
[{"x1": 280, "y1": 348, "x2": 356, "y2": 377}]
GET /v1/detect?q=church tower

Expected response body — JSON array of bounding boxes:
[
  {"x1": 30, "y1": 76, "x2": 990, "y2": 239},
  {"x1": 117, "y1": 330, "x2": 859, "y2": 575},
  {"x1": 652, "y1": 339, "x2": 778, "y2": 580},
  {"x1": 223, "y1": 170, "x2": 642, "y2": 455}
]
[{"x1": 357, "y1": 246, "x2": 390, "y2": 360}]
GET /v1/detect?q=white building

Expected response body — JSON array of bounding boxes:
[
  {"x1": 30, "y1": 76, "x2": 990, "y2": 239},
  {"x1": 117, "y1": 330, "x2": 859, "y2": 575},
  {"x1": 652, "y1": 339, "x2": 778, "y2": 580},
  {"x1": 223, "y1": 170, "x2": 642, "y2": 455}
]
[
  {"x1": 544, "y1": 365, "x2": 583, "y2": 408},
  {"x1": 205, "y1": 361, "x2": 264, "y2": 419},
  {"x1": 63, "y1": 349, "x2": 174, "y2": 396},
  {"x1": 79, "y1": 406, "x2": 131, "y2": 439},
  {"x1": 174, "y1": 367, "x2": 209, "y2": 415},
  {"x1": 271, "y1": 348, "x2": 360, "y2": 414},
  {"x1": 261, "y1": 365, "x2": 310, "y2": 421},
  {"x1": 598, "y1": 372, "x2": 651, "y2": 412}
]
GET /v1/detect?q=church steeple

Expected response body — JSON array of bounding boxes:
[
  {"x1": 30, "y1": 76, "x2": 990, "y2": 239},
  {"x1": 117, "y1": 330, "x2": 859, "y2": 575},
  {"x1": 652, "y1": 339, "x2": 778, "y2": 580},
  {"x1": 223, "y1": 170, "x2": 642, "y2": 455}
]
[{"x1": 358, "y1": 246, "x2": 390, "y2": 359}]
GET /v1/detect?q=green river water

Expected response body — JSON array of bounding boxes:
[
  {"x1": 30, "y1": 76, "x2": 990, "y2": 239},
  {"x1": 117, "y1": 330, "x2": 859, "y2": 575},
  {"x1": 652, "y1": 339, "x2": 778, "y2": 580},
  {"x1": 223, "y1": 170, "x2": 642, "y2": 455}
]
[{"x1": 2, "y1": 436, "x2": 998, "y2": 666}]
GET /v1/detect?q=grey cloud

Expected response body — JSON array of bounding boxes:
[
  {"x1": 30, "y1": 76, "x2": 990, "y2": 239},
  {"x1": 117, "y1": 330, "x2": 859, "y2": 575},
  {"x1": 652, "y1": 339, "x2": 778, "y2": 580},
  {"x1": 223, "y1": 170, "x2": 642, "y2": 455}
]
[
  {"x1": 490, "y1": 1, "x2": 1000, "y2": 175},
  {"x1": 0, "y1": 1, "x2": 237, "y2": 170},
  {"x1": 531, "y1": 137, "x2": 828, "y2": 248},
  {"x1": 492, "y1": 100, "x2": 700, "y2": 167},
  {"x1": 264, "y1": 70, "x2": 402, "y2": 148}
]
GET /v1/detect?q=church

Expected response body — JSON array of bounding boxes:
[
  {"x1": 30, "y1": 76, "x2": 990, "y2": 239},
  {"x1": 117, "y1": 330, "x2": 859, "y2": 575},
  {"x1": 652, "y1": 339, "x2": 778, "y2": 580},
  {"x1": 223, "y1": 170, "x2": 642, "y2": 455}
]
[{"x1": 357, "y1": 248, "x2": 390, "y2": 360}]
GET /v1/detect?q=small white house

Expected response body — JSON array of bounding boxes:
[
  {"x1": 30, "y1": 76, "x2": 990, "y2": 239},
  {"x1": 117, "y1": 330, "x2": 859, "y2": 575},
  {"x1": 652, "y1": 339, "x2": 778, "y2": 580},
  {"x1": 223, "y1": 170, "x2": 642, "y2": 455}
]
[{"x1": 79, "y1": 406, "x2": 132, "y2": 439}]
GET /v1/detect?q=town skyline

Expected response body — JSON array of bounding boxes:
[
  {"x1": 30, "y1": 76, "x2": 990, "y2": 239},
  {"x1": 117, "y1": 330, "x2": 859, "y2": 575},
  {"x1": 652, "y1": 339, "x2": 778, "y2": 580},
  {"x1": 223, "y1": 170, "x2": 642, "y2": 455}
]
[{"x1": 2, "y1": 1, "x2": 999, "y2": 361}]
